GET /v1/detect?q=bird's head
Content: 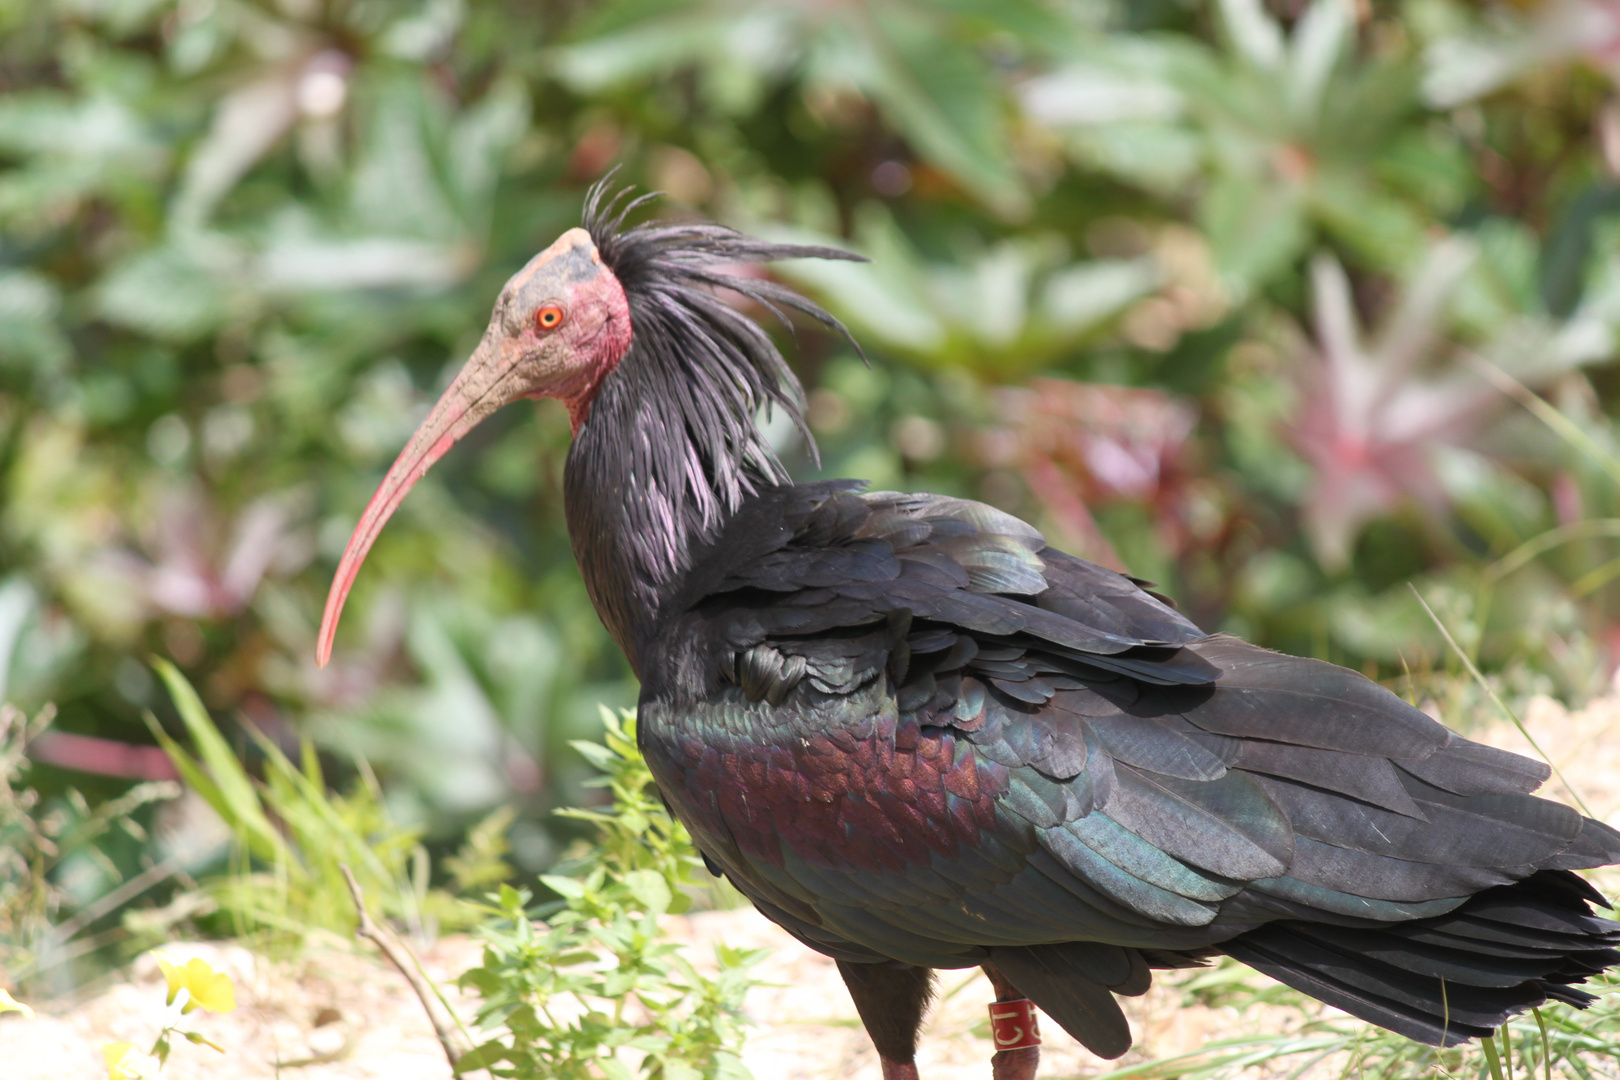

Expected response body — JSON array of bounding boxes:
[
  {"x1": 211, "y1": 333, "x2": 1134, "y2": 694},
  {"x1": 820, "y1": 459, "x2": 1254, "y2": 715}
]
[
  {"x1": 316, "y1": 181, "x2": 859, "y2": 668},
  {"x1": 315, "y1": 225, "x2": 632, "y2": 667}
]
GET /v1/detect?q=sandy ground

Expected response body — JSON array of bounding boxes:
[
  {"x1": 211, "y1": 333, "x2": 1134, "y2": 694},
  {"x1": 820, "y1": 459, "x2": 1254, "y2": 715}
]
[
  {"x1": 0, "y1": 920, "x2": 1309, "y2": 1080},
  {"x1": 5, "y1": 687, "x2": 1620, "y2": 1080}
]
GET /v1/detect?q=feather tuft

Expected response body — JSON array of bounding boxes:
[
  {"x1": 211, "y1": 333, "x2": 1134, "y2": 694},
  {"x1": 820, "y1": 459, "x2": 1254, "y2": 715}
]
[{"x1": 566, "y1": 178, "x2": 862, "y2": 664}]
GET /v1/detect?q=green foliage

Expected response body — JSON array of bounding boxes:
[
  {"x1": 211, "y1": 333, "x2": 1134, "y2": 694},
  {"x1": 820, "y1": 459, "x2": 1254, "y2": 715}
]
[
  {"x1": 1117, "y1": 958, "x2": 1620, "y2": 1080},
  {"x1": 0, "y1": 701, "x2": 177, "y2": 989},
  {"x1": 457, "y1": 709, "x2": 762, "y2": 1080},
  {"x1": 148, "y1": 660, "x2": 499, "y2": 946},
  {"x1": 556, "y1": 707, "x2": 737, "y2": 915}
]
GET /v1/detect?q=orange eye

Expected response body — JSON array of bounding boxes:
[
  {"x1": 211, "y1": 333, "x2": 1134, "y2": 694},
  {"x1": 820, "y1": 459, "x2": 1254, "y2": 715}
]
[{"x1": 535, "y1": 304, "x2": 566, "y2": 331}]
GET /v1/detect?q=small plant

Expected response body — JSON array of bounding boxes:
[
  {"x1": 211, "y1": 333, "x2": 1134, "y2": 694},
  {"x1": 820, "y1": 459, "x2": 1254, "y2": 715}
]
[
  {"x1": 456, "y1": 708, "x2": 764, "y2": 1079},
  {"x1": 1, "y1": 702, "x2": 178, "y2": 988},
  {"x1": 100, "y1": 950, "x2": 236, "y2": 1079},
  {"x1": 1108, "y1": 965, "x2": 1620, "y2": 1080},
  {"x1": 148, "y1": 660, "x2": 498, "y2": 948}
]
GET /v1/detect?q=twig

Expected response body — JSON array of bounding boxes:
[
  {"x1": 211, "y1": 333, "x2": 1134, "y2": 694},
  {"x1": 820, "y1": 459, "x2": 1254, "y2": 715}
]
[
  {"x1": 46, "y1": 851, "x2": 186, "y2": 946},
  {"x1": 339, "y1": 863, "x2": 470, "y2": 1074}
]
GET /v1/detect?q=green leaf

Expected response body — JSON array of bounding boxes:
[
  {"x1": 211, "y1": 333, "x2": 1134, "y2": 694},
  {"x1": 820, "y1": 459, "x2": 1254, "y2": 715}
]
[
  {"x1": 1202, "y1": 174, "x2": 1309, "y2": 296},
  {"x1": 1060, "y1": 121, "x2": 1203, "y2": 194},
  {"x1": 1482, "y1": 1028, "x2": 1506, "y2": 1080},
  {"x1": 824, "y1": 7, "x2": 1026, "y2": 215},
  {"x1": 540, "y1": 874, "x2": 586, "y2": 900},
  {"x1": 0, "y1": 270, "x2": 69, "y2": 374},
  {"x1": 0, "y1": 90, "x2": 155, "y2": 160},
  {"x1": 96, "y1": 240, "x2": 239, "y2": 343},
  {"x1": 455, "y1": 1040, "x2": 513, "y2": 1071},
  {"x1": 1041, "y1": 258, "x2": 1161, "y2": 333},
  {"x1": 569, "y1": 740, "x2": 616, "y2": 769},
  {"x1": 551, "y1": 8, "x2": 731, "y2": 92},
  {"x1": 1286, "y1": 0, "x2": 1354, "y2": 118},
  {"x1": 348, "y1": 72, "x2": 467, "y2": 241},
  {"x1": 622, "y1": 869, "x2": 672, "y2": 916},
  {"x1": 1309, "y1": 173, "x2": 1427, "y2": 274},
  {"x1": 1217, "y1": 0, "x2": 1284, "y2": 71},
  {"x1": 149, "y1": 660, "x2": 285, "y2": 863}
]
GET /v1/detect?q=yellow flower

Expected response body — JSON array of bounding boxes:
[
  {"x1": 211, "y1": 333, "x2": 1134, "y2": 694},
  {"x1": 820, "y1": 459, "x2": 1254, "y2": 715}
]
[
  {"x1": 103, "y1": 1042, "x2": 156, "y2": 1080},
  {"x1": 0, "y1": 987, "x2": 33, "y2": 1019},
  {"x1": 151, "y1": 951, "x2": 237, "y2": 1015}
]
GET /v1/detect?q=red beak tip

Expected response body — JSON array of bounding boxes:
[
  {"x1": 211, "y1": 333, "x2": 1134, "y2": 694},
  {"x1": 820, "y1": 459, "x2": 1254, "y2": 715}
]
[{"x1": 315, "y1": 605, "x2": 340, "y2": 668}]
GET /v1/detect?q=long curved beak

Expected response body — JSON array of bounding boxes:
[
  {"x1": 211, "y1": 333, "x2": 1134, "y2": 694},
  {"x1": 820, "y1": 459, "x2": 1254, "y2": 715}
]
[{"x1": 317, "y1": 325, "x2": 515, "y2": 667}]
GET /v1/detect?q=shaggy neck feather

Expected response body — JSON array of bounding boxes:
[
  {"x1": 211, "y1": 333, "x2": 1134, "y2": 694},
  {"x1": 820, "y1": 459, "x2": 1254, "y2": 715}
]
[{"x1": 563, "y1": 339, "x2": 780, "y2": 677}]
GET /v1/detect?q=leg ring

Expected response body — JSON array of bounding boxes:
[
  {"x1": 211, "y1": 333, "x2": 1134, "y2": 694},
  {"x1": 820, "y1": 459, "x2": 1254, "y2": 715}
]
[{"x1": 988, "y1": 998, "x2": 1041, "y2": 1051}]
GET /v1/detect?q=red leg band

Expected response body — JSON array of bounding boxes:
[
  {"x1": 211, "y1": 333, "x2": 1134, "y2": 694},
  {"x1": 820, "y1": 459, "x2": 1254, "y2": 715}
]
[{"x1": 988, "y1": 997, "x2": 1041, "y2": 1050}]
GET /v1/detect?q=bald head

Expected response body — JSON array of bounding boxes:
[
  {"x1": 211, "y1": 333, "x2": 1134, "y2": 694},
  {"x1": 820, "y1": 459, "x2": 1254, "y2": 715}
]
[
  {"x1": 499, "y1": 228, "x2": 603, "y2": 319},
  {"x1": 316, "y1": 226, "x2": 634, "y2": 667}
]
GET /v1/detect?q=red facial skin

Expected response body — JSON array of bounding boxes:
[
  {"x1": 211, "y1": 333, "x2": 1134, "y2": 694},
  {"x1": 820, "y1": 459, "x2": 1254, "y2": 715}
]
[{"x1": 316, "y1": 228, "x2": 632, "y2": 667}]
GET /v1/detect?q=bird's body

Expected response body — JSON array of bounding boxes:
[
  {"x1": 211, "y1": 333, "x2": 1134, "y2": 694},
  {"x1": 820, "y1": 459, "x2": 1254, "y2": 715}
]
[
  {"x1": 321, "y1": 183, "x2": 1620, "y2": 1078},
  {"x1": 636, "y1": 479, "x2": 1620, "y2": 1061}
]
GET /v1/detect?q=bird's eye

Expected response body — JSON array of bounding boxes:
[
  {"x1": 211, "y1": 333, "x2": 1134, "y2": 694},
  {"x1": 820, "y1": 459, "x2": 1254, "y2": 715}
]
[{"x1": 535, "y1": 305, "x2": 566, "y2": 332}]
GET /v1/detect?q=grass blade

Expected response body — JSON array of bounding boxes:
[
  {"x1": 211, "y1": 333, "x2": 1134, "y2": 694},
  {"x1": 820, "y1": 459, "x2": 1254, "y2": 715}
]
[
  {"x1": 1485, "y1": 519, "x2": 1620, "y2": 584},
  {"x1": 1481, "y1": 1029, "x2": 1505, "y2": 1080},
  {"x1": 142, "y1": 711, "x2": 285, "y2": 866},
  {"x1": 151, "y1": 658, "x2": 286, "y2": 858},
  {"x1": 1468, "y1": 355, "x2": 1620, "y2": 492},
  {"x1": 1408, "y1": 585, "x2": 1595, "y2": 818},
  {"x1": 1532, "y1": 1007, "x2": 1550, "y2": 1080}
]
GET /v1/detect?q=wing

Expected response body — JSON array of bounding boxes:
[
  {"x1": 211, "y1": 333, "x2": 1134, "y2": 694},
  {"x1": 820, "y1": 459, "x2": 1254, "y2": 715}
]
[{"x1": 638, "y1": 483, "x2": 1620, "y2": 1056}]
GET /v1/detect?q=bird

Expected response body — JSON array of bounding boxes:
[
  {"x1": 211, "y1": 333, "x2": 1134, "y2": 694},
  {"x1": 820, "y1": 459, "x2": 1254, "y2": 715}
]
[{"x1": 318, "y1": 180, "x2": 1620, "y2": 1080}]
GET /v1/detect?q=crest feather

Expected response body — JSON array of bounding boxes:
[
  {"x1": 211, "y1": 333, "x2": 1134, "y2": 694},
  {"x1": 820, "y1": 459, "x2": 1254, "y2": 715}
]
[{"x1": 579, "y1": 176, "x2": 862, "y2": 551}]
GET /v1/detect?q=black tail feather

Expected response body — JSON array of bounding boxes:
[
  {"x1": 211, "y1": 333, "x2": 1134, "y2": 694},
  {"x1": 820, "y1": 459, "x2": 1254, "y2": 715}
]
[
  {"x1": 1218, "y1": 871, "x2": 1620, "y2": 1046},
  {"x1": 1221, "y1": 936, "x2": 1497, "y2": 1045},
  {"x1": 1286, "y1": 922, "x2": 1571, "y2": 986},
  {"x1": 1547, "y1": 817, "x2": 1620, "y2": 870}
]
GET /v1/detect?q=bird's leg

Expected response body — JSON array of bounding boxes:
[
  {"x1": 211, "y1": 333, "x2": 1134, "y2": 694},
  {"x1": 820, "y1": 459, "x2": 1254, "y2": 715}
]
[
  {"x1": 836, "y1": 960, "x2": 936, "y2": 1080},
  {"x1": 982, "y1": 962, "x2": 1041, "y2": 1080}
]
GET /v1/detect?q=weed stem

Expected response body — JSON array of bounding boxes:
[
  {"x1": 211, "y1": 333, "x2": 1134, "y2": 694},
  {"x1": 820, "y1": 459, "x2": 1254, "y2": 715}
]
[{"x1": 340, "y1": 863, "x2": 473, "y2": 1074}]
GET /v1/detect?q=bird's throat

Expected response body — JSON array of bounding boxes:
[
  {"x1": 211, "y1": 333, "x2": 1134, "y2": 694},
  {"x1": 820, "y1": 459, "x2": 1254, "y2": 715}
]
[{"x1": 555, "y1": 270, "x2": 634, "y2": 434}]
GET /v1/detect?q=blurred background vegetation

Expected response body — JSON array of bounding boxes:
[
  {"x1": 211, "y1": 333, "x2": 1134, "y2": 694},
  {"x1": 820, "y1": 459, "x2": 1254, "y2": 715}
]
[{"x1": 7, "y1": 0, "x2": 1620, "y2": 991}]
